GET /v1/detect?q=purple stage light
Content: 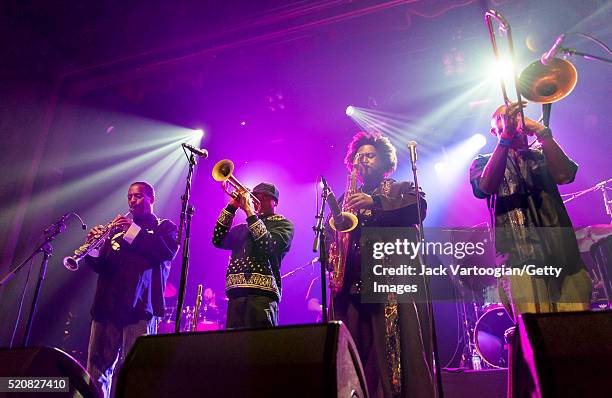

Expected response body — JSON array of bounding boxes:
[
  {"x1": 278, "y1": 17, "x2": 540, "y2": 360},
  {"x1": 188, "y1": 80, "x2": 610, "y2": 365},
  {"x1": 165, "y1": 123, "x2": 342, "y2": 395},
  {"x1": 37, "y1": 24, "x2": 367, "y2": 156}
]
[{"x1": 345, "y1": 105, "x2": 355, "y2": 116}]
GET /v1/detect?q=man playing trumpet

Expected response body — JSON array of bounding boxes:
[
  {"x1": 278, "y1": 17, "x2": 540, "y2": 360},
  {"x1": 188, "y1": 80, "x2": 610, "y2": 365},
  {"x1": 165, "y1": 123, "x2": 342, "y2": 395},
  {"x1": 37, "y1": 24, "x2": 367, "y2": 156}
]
[
  {"x1": 212, "y1": 182, "x2": 294, "y2": 329},
  {"x1": 84, "y1": 181, "x2": 179, "y2": 398}
]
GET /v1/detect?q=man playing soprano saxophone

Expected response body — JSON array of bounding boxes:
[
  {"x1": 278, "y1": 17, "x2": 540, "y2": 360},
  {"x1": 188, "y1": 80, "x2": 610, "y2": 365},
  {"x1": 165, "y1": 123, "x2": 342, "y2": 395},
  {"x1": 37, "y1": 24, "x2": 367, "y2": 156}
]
[{"x1": 84, "y1": 181, "x2": 178, "y2": 398}]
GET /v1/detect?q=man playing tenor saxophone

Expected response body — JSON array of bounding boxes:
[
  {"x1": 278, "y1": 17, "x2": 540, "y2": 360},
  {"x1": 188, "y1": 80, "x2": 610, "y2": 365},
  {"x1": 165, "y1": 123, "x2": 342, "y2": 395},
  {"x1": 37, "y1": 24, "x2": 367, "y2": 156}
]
[{"x1": 326, "y1": 132, "x2": 434, "y2": 398}]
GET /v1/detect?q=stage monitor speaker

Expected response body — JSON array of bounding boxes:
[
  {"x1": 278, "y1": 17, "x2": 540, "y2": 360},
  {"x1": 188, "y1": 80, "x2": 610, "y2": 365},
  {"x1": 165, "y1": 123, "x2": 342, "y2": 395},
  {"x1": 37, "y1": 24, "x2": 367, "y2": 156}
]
[
  {"x1": 515, "y1": 310, "x2": 612, "y2": 397},
  {"x1": 116, "y1": 321, "x2": 367, "y2": 398},
  {"x1": 0, "y1": 346, "x2": 101, "y2": 398}
]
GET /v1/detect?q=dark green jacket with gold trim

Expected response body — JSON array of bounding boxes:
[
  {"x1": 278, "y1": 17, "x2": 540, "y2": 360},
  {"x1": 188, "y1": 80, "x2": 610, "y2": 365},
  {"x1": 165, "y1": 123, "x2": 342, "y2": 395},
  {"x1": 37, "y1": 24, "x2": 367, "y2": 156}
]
[{"x1": 212, "y1": 205, "x2": 294, "y2": 301}]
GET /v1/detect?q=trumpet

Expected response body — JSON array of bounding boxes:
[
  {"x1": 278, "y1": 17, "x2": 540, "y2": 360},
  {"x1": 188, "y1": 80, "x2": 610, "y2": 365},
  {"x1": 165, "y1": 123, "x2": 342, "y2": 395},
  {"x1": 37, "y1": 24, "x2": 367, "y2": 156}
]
[
  {"x1": 211, "y1": 159, "x2": 260, "y2": 207},
  {"x1": 485, "y1": 9, "x2": 577, "y2": 128},
  {"x1": 63, "y1": 211, "x2": 132, "y2": 271}
]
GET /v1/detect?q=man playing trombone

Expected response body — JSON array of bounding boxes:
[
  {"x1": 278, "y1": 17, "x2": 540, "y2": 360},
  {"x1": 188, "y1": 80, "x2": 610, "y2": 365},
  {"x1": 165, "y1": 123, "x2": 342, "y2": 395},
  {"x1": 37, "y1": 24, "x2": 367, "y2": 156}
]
[
  {"x1": 470, "y1": 102, "x2": 592, "y2": 318},
  {"x1": 84, "y1": 181, "x2": 179, "y2": 398},
  {"x1": 212, "y1": 182, "x2": 294, "y2": 328}
]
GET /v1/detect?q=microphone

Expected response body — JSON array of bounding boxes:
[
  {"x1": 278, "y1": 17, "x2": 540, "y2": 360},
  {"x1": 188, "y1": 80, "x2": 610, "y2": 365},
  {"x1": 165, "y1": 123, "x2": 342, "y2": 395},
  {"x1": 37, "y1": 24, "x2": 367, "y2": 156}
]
[
  {"x1": 73, "y1": 212, "x2": 88, "y2": 230},
  {"x1": 540, "y1": 33, "x2": 565, "y2": 65},
  {"x1": 44, "y1": 213, "x2": 69, "y2": 235},
  {"x1": 320, "y1": 176, "x2": 329, "y2": 189},
  {"x1": 408, "y1": 141, "x2": 418, "y2": 166},
  {"x1": 43, "y1": 212, "x2": 87, "y2": 235},
  {"x1": 181, "y1": 143, "x2": 208, "y2": 159}
]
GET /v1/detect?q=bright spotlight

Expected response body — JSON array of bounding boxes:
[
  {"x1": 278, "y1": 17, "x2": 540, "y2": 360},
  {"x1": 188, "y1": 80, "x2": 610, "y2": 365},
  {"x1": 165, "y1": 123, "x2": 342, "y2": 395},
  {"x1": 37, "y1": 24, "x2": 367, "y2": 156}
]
[
  {"x1": 434, "y1": 162, "x2": 447, "y2": 175},
  {"x1": 345, "y1": 106, "x2": 356, "y2": 116},
  {"x1": 469, "y1": 133, "x2": 487, "y2": 150},
  {"x1": 488, "y1": 56, "x2": 515, "y2": 84},
  {"x1": 193, "y1": 129, "x2": 204, "y2": 139}
]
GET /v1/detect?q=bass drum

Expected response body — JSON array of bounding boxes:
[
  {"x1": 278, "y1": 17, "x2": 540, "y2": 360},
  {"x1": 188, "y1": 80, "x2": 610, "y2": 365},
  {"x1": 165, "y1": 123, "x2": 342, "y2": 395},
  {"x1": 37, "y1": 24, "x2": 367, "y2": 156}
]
[{"x1": 474, "y1": 304, "x2": 514, "y2": 368}]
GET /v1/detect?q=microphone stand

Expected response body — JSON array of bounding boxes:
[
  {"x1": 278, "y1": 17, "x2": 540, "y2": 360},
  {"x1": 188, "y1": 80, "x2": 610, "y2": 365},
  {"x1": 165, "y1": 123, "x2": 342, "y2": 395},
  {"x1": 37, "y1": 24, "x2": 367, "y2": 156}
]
[
  {"x1": 312, "y1": 182, "x2": 330, "y2": 322},
  {"x1": 174, "y1": 153, "x2": 197, "y2": 332},
  {"x1": 561, "y1": 47, "x2": 612, "y2": 64},
  {"x1": 0, "y1": 216, "x2": 69, "y2": 347},
  {"x1": 280, "y1": 257, "x2": 319, "y2": 279},
  {"x1": 410, "y1": 155, "x2": 444, "y2": 398}
]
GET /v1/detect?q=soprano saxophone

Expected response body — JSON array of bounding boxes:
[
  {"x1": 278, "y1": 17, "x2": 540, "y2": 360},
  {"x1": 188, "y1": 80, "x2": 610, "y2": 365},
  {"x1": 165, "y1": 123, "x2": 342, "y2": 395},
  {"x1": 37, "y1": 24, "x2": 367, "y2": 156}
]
[{"x1": 63, "y1": 210, "x2": 132, "y2": 271}]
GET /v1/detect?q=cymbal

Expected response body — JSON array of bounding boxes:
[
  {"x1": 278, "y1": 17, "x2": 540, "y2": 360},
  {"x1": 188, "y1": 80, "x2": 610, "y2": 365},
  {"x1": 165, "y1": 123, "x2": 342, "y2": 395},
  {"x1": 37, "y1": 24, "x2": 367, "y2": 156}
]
[
  {"x1": 163, "y1": 281, "x2": 177, "y2": 298},
  {"x1": 575, "y1": 224, "x2": 612, "y2": 252}
]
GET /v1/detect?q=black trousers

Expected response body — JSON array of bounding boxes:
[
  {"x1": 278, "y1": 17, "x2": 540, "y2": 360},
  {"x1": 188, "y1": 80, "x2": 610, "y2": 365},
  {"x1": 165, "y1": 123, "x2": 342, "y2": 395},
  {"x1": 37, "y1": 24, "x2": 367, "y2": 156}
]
[
  {"x1": 332, "y1": 294, "x2": 435, "y2": 398},
  {"x1": 226, "y1": 294, "x2": 278, "y2": 329}
]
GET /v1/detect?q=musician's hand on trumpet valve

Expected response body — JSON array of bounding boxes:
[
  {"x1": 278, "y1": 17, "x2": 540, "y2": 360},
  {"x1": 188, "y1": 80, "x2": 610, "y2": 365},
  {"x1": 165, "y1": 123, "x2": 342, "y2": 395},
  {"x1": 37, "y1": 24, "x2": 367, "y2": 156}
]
[
  {"x1": 229, "y1": 191, "x2": 256, "y2": 217},
  {"x1": 240, "y1": 192, "x2": 256, "y2": 217}
]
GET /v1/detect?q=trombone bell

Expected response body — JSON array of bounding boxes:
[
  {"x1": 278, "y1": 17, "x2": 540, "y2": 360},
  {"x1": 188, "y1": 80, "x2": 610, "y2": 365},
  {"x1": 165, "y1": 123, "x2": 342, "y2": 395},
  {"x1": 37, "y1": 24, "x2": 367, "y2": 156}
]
[{"x1": 519, "y1": 58, "x2": 578, "y2": 103}]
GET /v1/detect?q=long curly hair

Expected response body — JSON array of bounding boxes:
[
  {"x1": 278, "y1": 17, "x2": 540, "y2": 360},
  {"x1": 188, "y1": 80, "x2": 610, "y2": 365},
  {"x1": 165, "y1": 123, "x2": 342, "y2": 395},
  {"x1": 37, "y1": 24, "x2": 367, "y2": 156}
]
[{"x1": 344, "y1": 131, "x2": 397, "y2": 175}]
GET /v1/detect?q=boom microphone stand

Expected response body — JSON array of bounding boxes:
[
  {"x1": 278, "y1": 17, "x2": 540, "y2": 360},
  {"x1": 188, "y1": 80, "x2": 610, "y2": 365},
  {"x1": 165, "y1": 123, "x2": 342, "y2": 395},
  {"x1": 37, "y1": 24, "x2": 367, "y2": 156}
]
[{"x1": 0, "y1": 212, "x2": 85, "y2": 346}]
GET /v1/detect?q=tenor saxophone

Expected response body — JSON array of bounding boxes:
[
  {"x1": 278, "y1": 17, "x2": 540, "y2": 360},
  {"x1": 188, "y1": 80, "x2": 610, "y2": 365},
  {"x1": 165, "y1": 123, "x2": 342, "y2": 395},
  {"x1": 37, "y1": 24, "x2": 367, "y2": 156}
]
[
  {"x1": 63, "y1": 210, "x2": 132, "y2": 271},
  {"x1": 328, "y1": 154, "x2": 360, "y2": 293}
]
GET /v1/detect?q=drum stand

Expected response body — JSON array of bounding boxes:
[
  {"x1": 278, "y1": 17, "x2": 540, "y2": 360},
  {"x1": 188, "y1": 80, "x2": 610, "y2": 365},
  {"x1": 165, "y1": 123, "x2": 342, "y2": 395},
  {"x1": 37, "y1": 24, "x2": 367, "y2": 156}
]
[{"x1": 458, "y1": 298, "x2": 482, "y2": 370}]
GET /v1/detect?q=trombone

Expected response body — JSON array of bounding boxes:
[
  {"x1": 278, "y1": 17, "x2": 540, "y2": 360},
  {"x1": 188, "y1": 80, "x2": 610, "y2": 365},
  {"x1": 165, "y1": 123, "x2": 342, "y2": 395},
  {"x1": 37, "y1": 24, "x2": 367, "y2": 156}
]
[
  {"x1": 211, "y1": 159, "x2": 260, "y2": 207},
  {"x1": 485, "y1": 9, "x2": 577, "y2": 128}
]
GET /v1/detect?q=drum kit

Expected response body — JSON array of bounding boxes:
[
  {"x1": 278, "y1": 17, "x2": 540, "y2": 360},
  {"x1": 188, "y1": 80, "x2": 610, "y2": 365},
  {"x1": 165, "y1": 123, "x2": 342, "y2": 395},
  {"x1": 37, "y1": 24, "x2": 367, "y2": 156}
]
[
  {"x1": 158, "y1": 282, "x2": 225, "y2": 333},
  {"x1": 452, "y1": 220, "x2": 612, "y2": 371},
  {"x1": 451, "y1": 223, "x2": 612, "y2": 371},
  {"x1": 454, "y1": 271, "x2": 515, "y2": 370},
  {"x1": 157, "y1": 305, "x2": 223, "y2": 334},
  {"x1": 439, "y1": 225, "x2": 514, "y2": 370}
]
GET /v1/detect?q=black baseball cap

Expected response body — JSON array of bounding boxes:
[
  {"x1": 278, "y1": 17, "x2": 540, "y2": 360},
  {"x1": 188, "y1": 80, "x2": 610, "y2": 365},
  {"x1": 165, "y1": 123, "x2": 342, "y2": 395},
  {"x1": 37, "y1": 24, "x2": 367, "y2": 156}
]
[{"x1": 252, "y1": 182, "x2": 279, "y2": 202}]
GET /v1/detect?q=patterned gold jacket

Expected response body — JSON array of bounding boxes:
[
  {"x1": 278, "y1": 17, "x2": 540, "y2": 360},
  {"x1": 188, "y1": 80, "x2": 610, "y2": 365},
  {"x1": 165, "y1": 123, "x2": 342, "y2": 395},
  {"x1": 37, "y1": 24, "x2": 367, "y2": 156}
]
[{"x1": 213, "y1": 205, "x2": 294, "y2": 301}]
